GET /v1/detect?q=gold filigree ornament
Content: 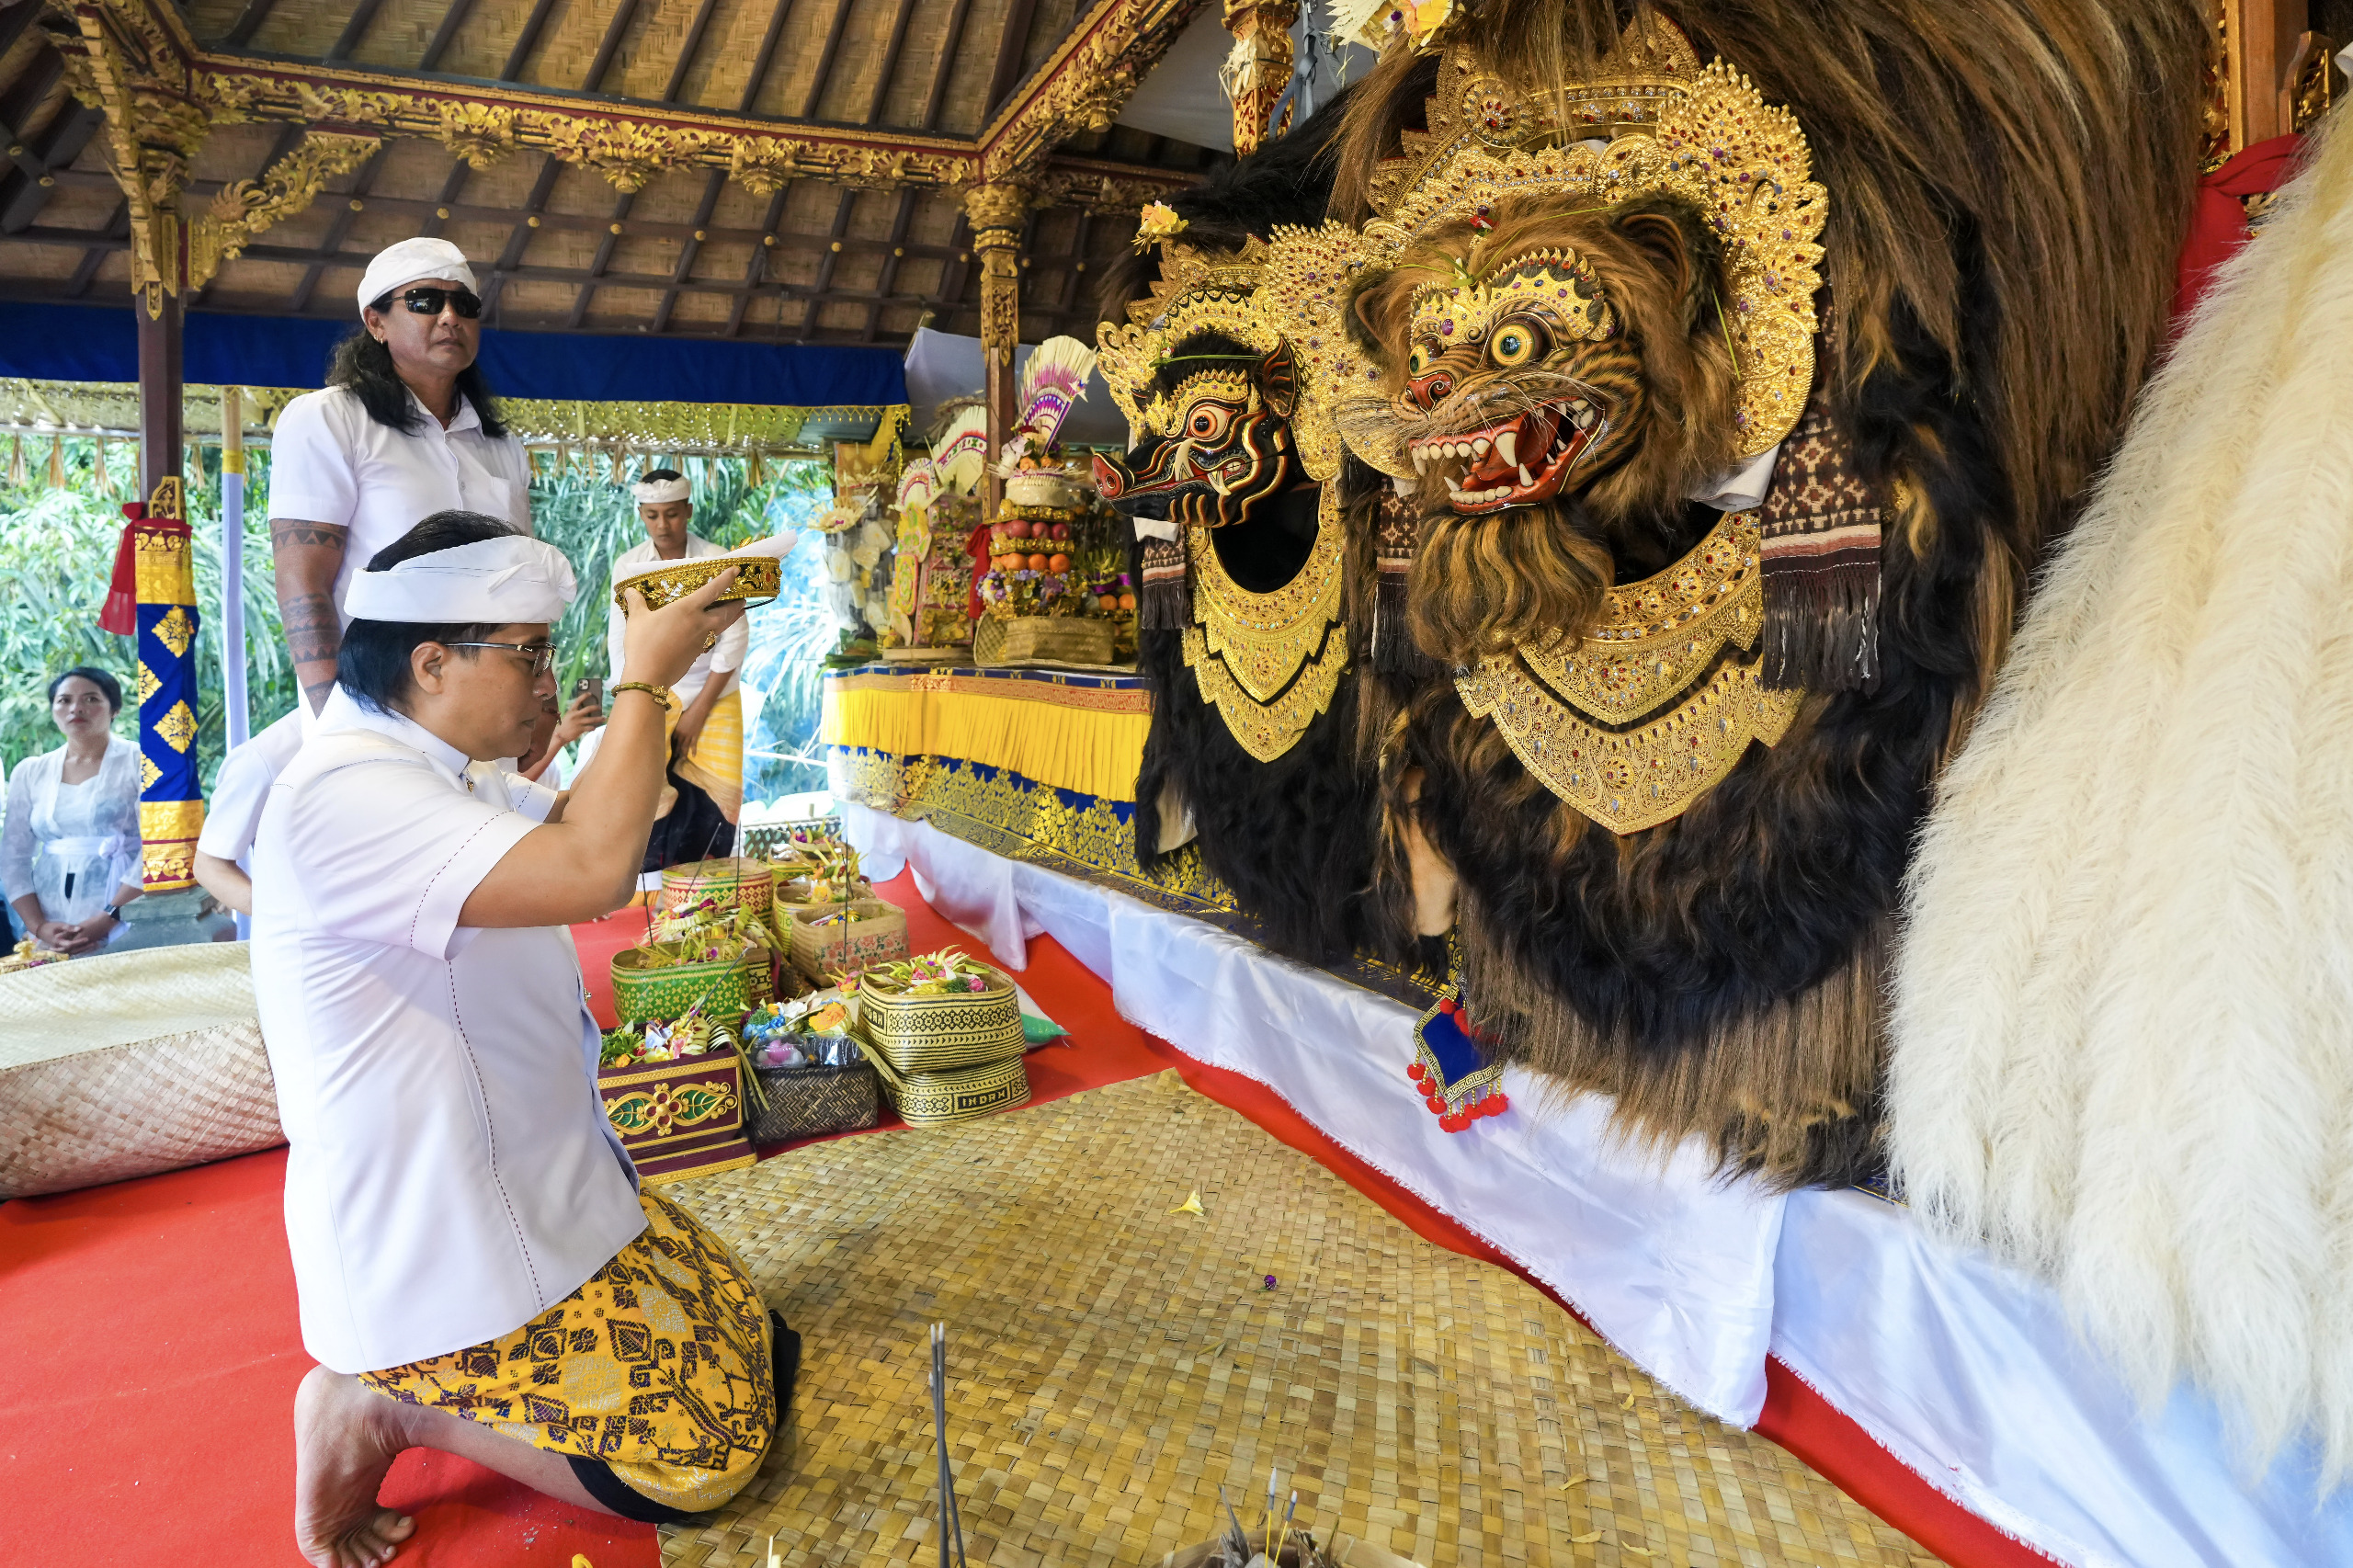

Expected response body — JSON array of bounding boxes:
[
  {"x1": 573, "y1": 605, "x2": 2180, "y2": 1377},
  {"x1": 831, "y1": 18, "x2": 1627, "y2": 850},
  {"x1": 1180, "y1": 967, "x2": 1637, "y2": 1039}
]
[
  {"x1": 1180, "y1": 487, "x2": 1351, "y2": 764},
  {"x1": 1095, "y1": 240, "x2": 1344, "y2": 482},
  {"x1": 1260, "y1": 21, "x2": 1826, "y2": 476},
  {"x1": 1453, "y1": 511, "x2": 1803, "y2": 835}
]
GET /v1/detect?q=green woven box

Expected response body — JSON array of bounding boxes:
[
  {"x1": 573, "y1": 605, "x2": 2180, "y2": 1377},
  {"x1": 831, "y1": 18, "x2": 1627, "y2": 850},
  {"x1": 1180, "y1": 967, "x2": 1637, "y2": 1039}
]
[{"x1": 611, "y1": 943, "x2": 774, "y2": 1023}]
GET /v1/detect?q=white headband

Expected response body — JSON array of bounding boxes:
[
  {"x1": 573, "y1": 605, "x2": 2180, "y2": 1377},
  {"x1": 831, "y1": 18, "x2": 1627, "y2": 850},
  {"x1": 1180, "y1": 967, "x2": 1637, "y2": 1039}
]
[
  {"x1": 611, "y1": 532, "x2": 799, "y2": 590},
  {"x1": 345, "y1": 535, "x2": 576, "y2": 624},
  {"x1": 633, "y1": 475, "x2": 692, "y2": 505},
  {"x1": 358, "y1": 237, "x2": 478, "y2": 314}
]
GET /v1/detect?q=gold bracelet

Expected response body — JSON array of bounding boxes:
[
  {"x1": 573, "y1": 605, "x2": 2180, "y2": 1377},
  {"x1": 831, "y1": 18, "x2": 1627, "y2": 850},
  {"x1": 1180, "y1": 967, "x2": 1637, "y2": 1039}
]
[{"x1": 610, "y1": 680, "x2": 676, "y2": 710}]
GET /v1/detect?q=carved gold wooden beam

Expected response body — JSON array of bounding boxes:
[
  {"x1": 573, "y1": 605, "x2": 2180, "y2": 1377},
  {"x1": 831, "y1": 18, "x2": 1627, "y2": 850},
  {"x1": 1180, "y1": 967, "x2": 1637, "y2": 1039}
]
[
  {"x1": 979, "y1": 0, "x2": 1209, "y2": 181},
  {"x1": 50, "y1": 0, "x2": 1204, "y2": 201}
]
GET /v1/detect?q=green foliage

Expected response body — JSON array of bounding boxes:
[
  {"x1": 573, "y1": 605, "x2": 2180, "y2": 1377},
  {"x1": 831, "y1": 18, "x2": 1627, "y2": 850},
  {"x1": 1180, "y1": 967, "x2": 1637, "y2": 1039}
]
[{"x1": 0, "y1": 440, "x2": 841, "y2": 814}]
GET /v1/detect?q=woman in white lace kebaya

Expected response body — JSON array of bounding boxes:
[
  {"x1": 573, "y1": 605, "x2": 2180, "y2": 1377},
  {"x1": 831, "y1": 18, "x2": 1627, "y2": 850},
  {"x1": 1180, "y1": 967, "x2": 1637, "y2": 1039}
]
[{"x1": 3, "y1": 667, "x2": 142, "y2": 954}]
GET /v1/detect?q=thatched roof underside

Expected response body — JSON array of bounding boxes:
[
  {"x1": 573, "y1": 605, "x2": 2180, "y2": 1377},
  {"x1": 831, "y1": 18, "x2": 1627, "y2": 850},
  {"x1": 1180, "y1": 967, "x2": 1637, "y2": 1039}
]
[{"x1": 0, "y1": 0, "x2": 1227, "y2": 346}]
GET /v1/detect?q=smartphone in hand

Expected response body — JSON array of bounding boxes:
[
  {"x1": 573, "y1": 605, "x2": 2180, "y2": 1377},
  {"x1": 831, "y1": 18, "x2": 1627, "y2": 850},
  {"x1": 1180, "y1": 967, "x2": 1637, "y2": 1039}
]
[{"x1": 574, "y1": 675, "x2": 604, "y2": 714}]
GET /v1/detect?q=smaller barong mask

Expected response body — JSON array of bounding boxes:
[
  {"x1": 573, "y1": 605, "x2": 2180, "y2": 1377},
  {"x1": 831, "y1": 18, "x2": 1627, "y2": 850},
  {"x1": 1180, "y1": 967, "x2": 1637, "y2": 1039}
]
[
  {"x1": 1093, "y1": 342, "x2": 1305, "y2": 527},
  {"x1": 1096, "y1": 243, "x2": 1350, "y2": 764}
]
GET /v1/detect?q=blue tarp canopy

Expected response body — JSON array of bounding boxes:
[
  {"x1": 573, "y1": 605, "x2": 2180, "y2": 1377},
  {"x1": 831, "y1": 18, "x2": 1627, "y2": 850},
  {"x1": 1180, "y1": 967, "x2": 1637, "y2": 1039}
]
[{"x1": 0, "y1": 301, "x2": 906, "y2": 407}]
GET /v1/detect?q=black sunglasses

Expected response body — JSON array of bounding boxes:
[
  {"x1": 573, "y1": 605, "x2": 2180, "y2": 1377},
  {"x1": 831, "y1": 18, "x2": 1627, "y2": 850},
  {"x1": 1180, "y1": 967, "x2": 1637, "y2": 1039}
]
[{"x1": 373, "y1": 286, "x2": 483, "y2": 320}]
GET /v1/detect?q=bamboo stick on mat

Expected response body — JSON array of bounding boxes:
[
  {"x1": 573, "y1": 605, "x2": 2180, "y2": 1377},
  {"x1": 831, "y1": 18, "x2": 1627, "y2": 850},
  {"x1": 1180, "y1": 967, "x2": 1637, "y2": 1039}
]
[{"x1": 660, "y1": 1071, "x2": 1927, "y2": 1567}]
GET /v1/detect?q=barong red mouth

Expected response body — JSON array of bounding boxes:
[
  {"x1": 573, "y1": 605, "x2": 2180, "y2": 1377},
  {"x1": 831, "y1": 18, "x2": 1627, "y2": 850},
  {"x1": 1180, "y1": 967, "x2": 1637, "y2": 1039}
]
[{"x1": 1406, "y1": 393, "x2": 1607, "y2": 514}]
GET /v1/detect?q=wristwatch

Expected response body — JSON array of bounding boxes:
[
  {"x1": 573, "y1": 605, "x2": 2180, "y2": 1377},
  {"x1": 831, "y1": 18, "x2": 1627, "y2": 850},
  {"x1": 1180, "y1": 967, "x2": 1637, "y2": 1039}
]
[{"x1": 100, "y1": 903, "x2": 122, "y2": 920}]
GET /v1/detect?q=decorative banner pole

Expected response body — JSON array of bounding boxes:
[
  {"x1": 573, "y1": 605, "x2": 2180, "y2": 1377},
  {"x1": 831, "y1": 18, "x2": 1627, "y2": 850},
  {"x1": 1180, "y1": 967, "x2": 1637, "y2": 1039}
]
[
  {"x1": 110, "y1": 478, "x2": 205, "y2": 892},
  {"x1": 220, "y1": 386, "x2": 250, "y2": 749}
]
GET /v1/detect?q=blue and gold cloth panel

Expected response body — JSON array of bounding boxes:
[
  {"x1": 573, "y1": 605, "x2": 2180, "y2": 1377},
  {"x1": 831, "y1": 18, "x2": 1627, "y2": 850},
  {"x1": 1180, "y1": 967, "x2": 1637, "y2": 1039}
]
[{"x1": 133, "y1": 477, "x2": 203, "y2": 892}]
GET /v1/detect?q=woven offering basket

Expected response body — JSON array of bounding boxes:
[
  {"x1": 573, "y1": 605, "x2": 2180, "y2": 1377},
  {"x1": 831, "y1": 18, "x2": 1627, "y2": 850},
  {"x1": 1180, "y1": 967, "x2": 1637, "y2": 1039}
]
[
  {"x1": 857, "y1": 964, "x2": 1023, "y2": 1074},
  {"x1": 610, "y1": 943, "x2": 774, "y2": 1023},
  {"x1": 773, "y1": 876, "x2": 874, "y2": 916},
  {"x1": 659, "y1": 857, "x2": 773, "y2": 919},
  {"x1": 788, "y1": 899, "x2": 908, "y2": 986},
  {"x1": 613, "y1": 552, "x2": 782, "y2": 611},
  {"x1": 975, "y1": 614, "x2": 1115, "y2": 667},
  {"x1": 597, "y1": 1040, "x2": 755, "y2": 1184},
  {"x1": 859, "y1": 1048, "x2": 1030, "y2": 1129},
  {"x1": 745, "y1": 1059, "x2": 881, "y2": 1143}
]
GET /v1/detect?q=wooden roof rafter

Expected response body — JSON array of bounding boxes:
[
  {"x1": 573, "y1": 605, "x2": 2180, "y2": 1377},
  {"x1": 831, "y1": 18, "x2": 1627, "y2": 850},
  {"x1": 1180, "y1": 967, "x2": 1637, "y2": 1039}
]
[
  {"x1": 48, "y1": 0, "x2": 1209, "y2": 200},
  {"x1": 13, "y1": 0, "x2": 1211, "y2": 342}
]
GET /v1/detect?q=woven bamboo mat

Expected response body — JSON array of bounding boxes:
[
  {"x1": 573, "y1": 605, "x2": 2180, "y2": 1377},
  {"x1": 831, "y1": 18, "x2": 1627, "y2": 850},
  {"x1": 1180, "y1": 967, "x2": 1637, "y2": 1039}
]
[{"x1": 662, "y1": 1071, "x2": 1929, "y2": 1568}]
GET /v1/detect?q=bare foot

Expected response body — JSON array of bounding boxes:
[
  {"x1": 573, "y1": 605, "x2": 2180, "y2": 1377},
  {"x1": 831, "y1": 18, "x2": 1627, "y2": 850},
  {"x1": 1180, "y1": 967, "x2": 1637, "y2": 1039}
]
[{"x1": 292, "y1": 1364, "x2": 419, "y2": 1567}]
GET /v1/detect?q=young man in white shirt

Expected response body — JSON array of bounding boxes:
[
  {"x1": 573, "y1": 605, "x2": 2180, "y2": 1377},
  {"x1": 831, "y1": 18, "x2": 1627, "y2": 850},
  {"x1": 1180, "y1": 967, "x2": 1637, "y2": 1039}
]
[
  {"x1": 268, "y1": 236, "x2": 533, "y2": 718},
  {"x1": 251, "y1": 511, "x2": 792, "y2": 1565},
  {"x1": 578, "y1": 469, "x2": 752, "y2": 882}
]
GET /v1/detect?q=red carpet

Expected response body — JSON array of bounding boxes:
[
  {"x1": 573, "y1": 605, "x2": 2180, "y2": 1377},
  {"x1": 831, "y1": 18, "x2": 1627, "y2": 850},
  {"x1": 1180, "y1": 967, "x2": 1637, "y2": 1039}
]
[{"x1": 1, "y1": 871, "x2": 2029, "y2": 1566}]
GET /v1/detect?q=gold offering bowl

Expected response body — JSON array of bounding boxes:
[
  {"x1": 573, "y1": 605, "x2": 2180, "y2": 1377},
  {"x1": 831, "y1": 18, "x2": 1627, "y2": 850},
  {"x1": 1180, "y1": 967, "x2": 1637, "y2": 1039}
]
[{"x1": 614, "y1": 554, "x2": 783, "y2": 612}]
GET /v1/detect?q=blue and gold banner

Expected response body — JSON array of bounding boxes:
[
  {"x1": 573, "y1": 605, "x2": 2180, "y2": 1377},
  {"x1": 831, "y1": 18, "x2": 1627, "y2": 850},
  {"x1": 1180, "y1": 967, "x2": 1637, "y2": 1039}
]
[{"x1": 125, "y1": 479, "x2": 204, "y2": 892}]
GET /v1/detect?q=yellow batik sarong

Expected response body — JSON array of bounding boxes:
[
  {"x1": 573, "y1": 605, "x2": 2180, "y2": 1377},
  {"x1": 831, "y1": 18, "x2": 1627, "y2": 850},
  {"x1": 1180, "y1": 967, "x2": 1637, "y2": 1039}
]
[
  {"x1": 359, "y1": 1189, "x2": 774, "y2": 1515},
  {"x1": 671, "y1": 687, "x2": 745, "y2": 825}
]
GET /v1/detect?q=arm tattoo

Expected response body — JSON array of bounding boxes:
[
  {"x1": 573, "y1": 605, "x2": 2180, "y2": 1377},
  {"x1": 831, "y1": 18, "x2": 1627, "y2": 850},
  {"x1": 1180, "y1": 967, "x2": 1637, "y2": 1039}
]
[
  {"x1": 282, "y1": 594, "x2": 342, "y2": 666},
  {"x1": 270, "y1": 520, "x2": 348, "y2": 551}
]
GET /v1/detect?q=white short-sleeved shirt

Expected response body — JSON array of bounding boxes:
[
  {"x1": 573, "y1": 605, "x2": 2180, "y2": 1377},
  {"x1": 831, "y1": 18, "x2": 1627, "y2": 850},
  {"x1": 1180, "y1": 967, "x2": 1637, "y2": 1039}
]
[
  {"x1": 196, "y1": 710, "x2": 307, "y2": 870},
  {"x1": 249, "y1": 690, "x2": 639, "y2": 1374},
  {"x1": 268, "y1": 384, "x2": 534, "y2": 622}
]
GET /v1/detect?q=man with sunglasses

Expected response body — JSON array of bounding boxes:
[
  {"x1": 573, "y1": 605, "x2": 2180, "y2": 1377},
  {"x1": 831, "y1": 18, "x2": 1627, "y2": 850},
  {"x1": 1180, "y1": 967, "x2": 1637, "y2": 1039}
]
[{"x1": 268, "y1": 237, "x2": 532, "y2": 722}]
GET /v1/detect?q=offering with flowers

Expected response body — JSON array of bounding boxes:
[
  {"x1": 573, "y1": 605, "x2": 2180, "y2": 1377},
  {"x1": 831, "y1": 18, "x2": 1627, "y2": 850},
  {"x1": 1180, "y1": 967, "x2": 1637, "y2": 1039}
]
[
  {"x1": 599, "y1": 1001, "x2": 738, "y2": 1067},
  {"x1": 649, "y1": 895, "x2": 779, "y2": 958},
  {"x1": 860, "y1": 947, "x2": 1001, "y2": 996}
]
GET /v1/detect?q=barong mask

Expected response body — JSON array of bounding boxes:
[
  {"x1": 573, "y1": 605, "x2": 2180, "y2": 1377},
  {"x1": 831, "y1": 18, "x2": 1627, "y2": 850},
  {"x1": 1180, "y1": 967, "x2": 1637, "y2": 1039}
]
[
  {"x1": 1093, "y1": 339, "x2": 1304, "y2": 527},
  {"x1": 1268, "y1": 26, "x2": 1828, "y2": 833},
  {"x1": 1096, "y1": 244, "x2": 1351, "y2": 765}
]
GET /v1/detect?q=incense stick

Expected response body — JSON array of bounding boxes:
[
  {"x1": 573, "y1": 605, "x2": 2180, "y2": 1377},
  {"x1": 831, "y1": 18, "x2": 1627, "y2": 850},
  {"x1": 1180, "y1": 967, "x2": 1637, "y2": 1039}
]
[{"x1": 929, "y1": 1323, "x2": 967, "y2": 1568}]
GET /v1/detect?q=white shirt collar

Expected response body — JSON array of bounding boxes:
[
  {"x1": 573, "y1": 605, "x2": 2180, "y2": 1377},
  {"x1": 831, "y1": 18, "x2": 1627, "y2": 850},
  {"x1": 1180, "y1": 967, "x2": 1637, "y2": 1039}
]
[
  {"x1": 410, "y1": 385, "x2": 483, "y2": 437},
  {"x1": 319, "y1": 684, "x2": 474, "y2": 781}
]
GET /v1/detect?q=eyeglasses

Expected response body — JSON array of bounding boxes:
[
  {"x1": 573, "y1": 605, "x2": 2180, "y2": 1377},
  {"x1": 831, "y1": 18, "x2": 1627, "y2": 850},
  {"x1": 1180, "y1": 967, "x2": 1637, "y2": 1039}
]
[
  {"x1": 375, "y1": 286, "x2": 483, "y2": 320},
  {"x1": 442, "y1": 640, "x2": 555, "y2": 676}
]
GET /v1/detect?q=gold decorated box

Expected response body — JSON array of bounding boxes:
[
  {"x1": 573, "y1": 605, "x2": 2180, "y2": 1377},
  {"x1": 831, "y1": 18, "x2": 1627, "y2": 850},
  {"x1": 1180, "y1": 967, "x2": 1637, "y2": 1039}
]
[
  {"x1": 613, "y1": 553, "x2": 782, "y2": 611},
  {"x1": 597, "y1": 1043, "x2": 755, "y2": 1184},
  {"x1": 658, "y1": 857, "x2": 774, "y2": 919},
  {"x1": 974, "y1": 615, "x2": 1116, "y2": 668},
  {"x1": 856, "y1": 963, "x2": 1024, "y2": 1074},
  {"x1": 860, "y1": 1050, "x2": 1031, "y2": 1130},
  {"x1": 610, "y1": 943, "x2": 775, "y2": 1023},
  {"x1": 787, "y1": 899, "x2": 909, "y2": 986}
]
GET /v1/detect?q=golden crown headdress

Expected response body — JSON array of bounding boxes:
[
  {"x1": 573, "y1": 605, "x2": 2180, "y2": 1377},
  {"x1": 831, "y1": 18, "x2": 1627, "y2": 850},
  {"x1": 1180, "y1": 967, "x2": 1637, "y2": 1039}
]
[
  {"x1": 1095, "y1": 237, "x2": 1346, "y2": 483},
  {"x1": 1257, "y1": 19, "x2": 1826, "y2": 478}
]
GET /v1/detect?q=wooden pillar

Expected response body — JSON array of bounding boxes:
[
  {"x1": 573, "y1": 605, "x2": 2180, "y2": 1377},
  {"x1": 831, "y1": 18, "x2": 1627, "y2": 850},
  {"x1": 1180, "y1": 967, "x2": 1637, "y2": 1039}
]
[
  {"x1": 2222, "y1": 0, "x2": 2311, "y2": 150},
  {"x1": 135, "y1": 278, "x2": 184, "y2": 501},
  {"x1": 963, "y1": 181, "x2": 1032, "y2": 524},
  {"x1": 1222, "y1": 0, "x2": 1298, "y2": 156}
]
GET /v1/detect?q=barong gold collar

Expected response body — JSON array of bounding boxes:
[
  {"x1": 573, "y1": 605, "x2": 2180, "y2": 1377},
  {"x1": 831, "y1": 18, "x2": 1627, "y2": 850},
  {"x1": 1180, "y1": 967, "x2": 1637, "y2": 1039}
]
[{"x1": 1454, "y1": 509, "x2": 1802, "y2": 834}]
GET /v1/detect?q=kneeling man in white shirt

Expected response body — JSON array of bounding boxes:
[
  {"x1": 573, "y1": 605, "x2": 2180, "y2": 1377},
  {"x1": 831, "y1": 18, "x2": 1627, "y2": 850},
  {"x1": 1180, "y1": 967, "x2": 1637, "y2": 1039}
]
[{"x1": 250, "y1": 510, "x2": 795, "y2": 1566}]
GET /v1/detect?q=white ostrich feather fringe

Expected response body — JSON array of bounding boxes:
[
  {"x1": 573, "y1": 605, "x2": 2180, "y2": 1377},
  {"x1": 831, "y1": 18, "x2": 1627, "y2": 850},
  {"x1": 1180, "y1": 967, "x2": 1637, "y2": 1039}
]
[{"x1": 1890, "y1": 108, "x2": 2353, "y2": 1481}]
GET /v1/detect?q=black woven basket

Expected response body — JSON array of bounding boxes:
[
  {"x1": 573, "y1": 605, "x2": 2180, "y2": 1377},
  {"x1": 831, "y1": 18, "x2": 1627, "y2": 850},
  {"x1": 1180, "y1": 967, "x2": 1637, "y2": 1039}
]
[{"x1": 745, "y1": 1060, "x2": 881, "y2": 1143}]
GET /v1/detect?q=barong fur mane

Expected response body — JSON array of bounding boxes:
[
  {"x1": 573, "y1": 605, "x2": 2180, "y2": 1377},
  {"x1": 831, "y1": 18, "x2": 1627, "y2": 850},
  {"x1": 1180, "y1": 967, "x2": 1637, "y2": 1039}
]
[{"x1": 1891, "y1": 114, "x2": 2353, "y2": 1476}]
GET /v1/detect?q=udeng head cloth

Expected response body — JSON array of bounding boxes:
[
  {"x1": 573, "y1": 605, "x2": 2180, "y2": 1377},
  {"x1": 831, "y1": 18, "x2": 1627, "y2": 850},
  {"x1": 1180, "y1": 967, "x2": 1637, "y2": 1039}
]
[
  {"x1": 344, "y1": 534, "x2": 576, "y2": 624},
  {"x1": 632, "y1": 474, "x2": 693, "y2": 506},
  {"x1": 356, "y1": 237, "x2": 478, "y2": 314}
]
